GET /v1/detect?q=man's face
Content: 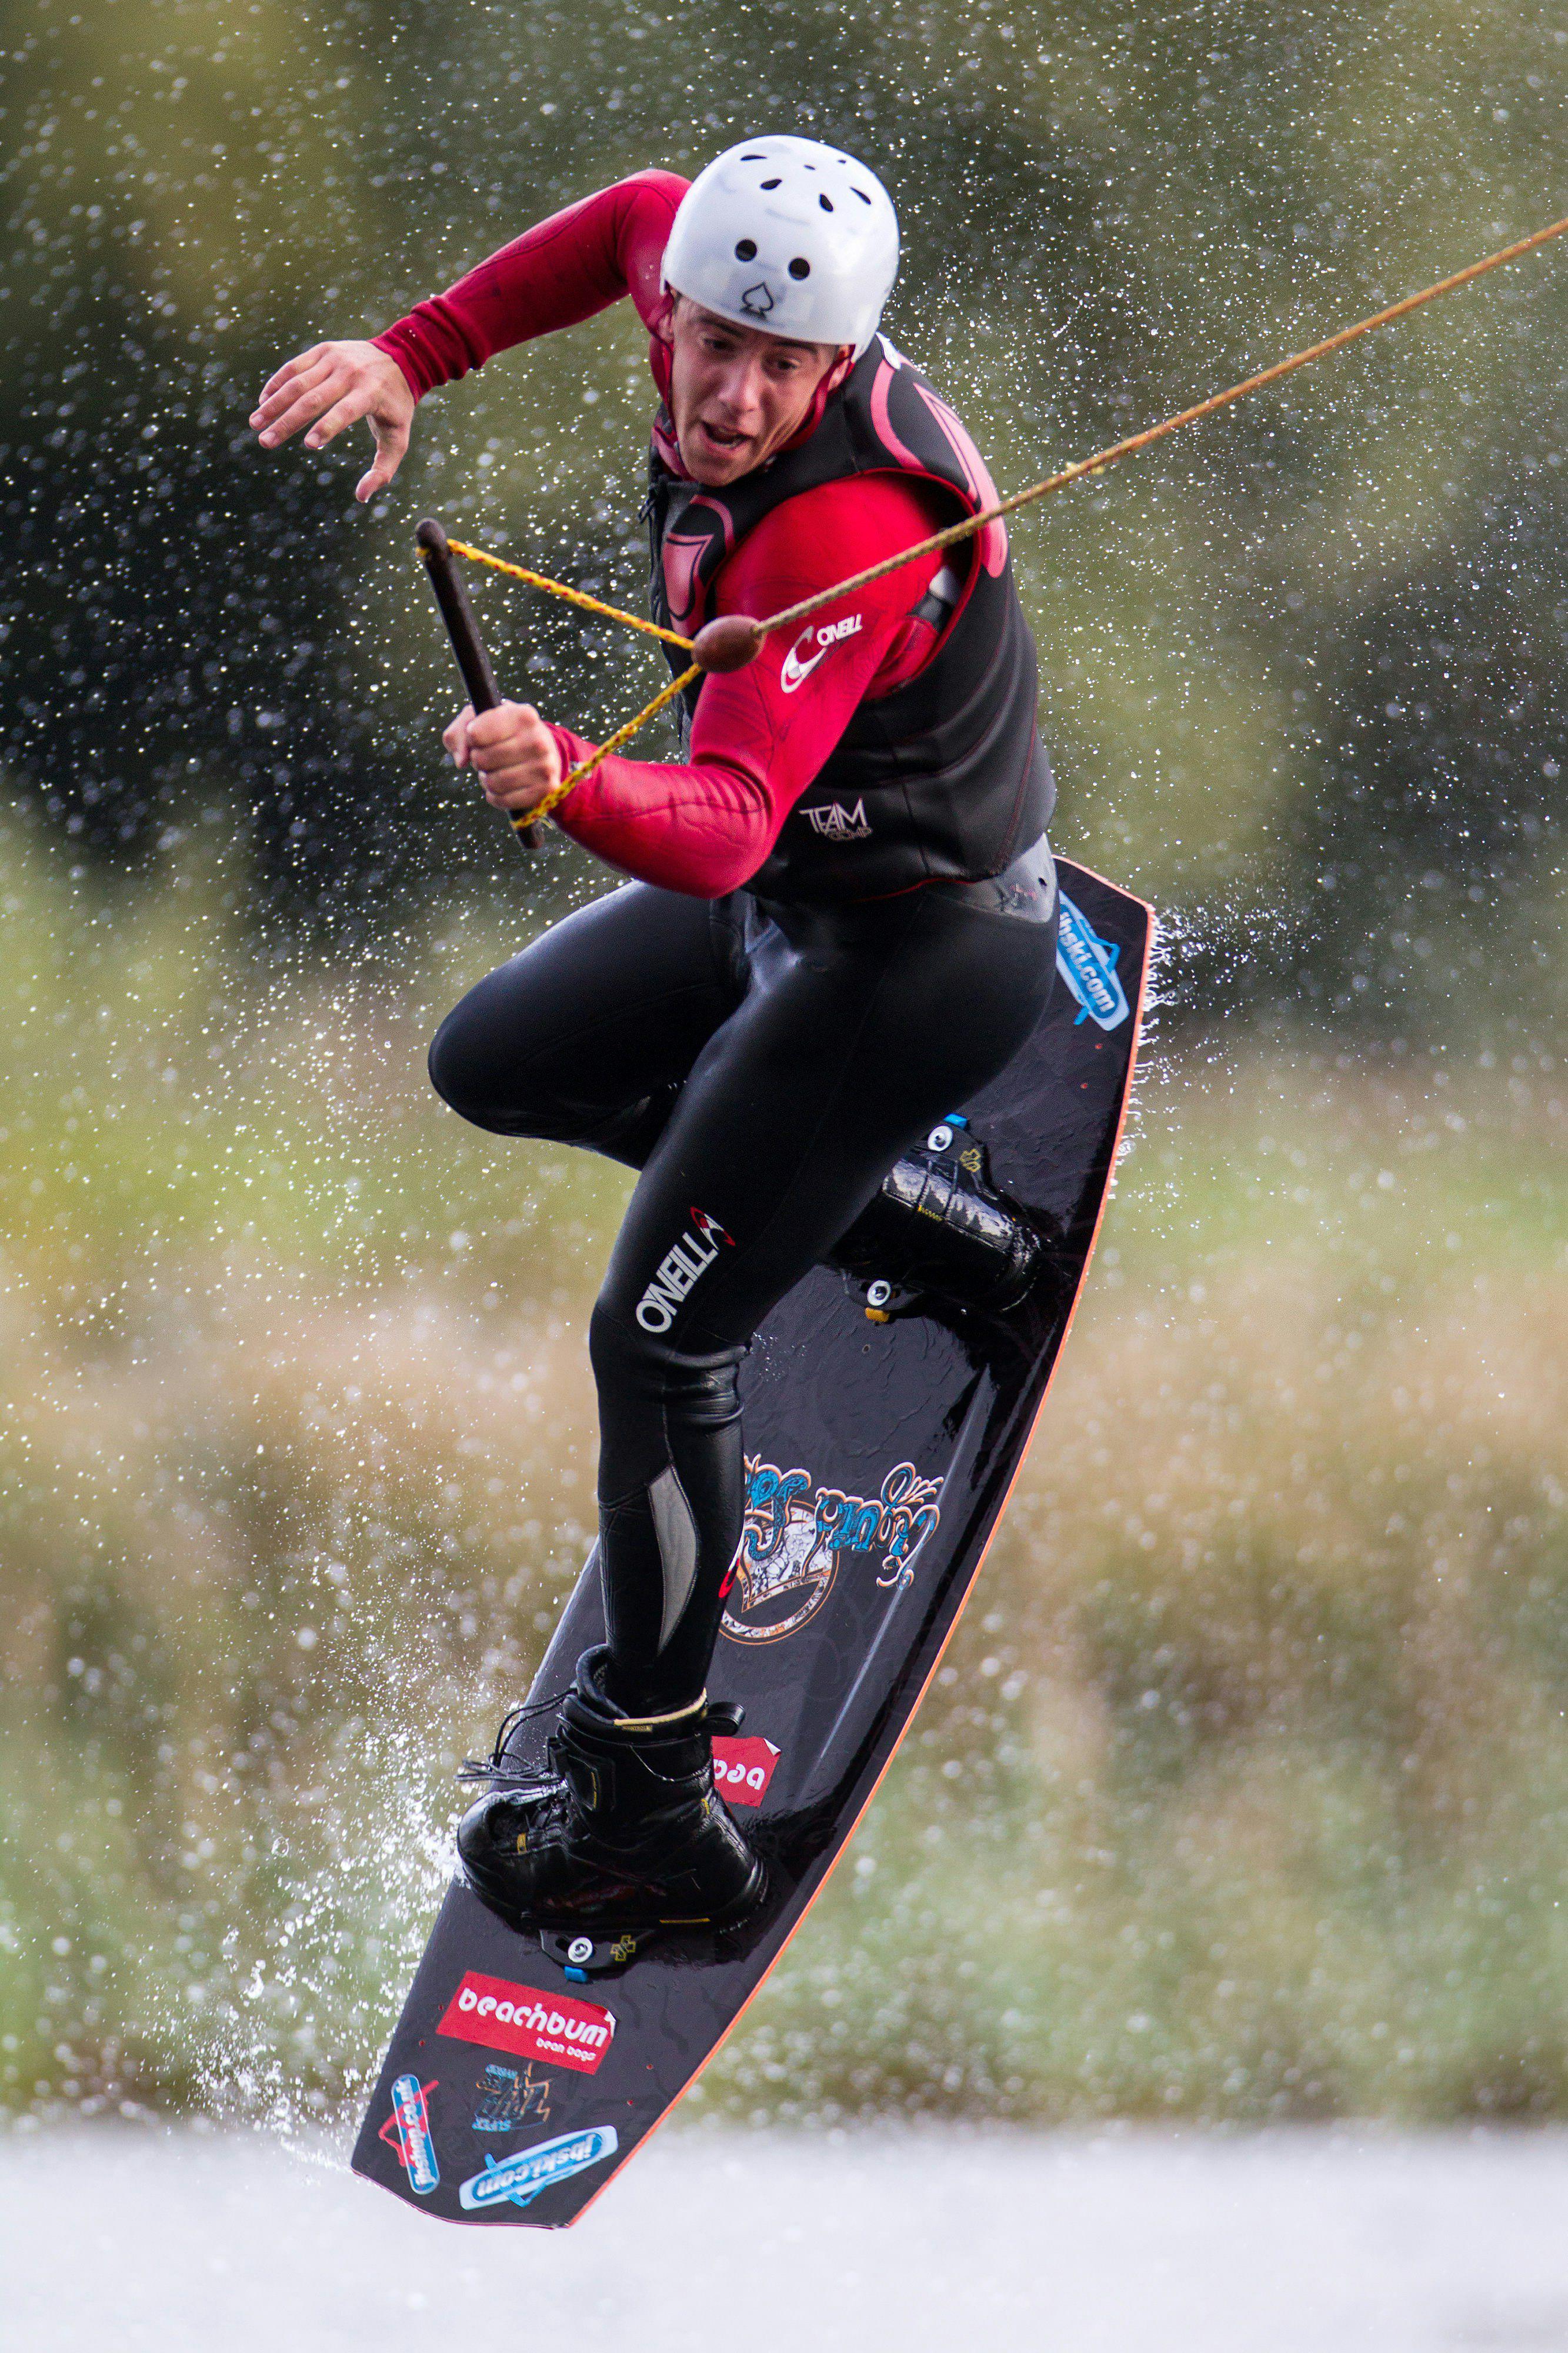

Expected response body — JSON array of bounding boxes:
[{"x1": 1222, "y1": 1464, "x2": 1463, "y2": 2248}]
[{"x1": 667, "y1": 299, "x2": 852, "y2": 486}]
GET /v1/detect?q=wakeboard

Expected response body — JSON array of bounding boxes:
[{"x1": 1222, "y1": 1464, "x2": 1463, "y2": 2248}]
[{"x1": 352, "y1": 857, "x2": 1150, "y2": 2227}]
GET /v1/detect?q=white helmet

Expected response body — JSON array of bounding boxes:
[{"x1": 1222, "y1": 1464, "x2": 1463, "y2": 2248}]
[{"x1": 662, "y1": 136, "x2": 899, "y2": 358}]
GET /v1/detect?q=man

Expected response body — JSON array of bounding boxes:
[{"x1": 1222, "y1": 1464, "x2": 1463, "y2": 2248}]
[{"x1": 251, "y1": 136, "x2": 1057, "y2": 1940}]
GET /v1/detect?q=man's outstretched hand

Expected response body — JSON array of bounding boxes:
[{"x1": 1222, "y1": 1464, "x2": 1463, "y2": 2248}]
[
  {"x1": 444, "y1": 702, "x2": 564, "y2": 816},
  {"x1": 249, "y1": 341, "x2": 415, "y2": 503}
]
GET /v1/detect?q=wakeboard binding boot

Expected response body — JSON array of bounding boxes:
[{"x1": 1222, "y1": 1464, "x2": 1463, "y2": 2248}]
[
  {"x1": 827, "y1": 1114, "x2": 1048, "y2": 1322},
  {"x1": 456, "y1": 1645, "x2": 764, "y2": 1974}
]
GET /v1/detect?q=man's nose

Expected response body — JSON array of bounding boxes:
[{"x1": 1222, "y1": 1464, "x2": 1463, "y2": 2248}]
[{"x1": 715, "y1": 355, "x2": 769, "y2": 416}]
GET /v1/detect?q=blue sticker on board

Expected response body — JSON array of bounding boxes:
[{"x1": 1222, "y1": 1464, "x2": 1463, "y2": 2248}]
[
  {"x1": 458, "y1": 2124, "x2": 619, "y2": 2212},
  {"x1": 1056, "y1": 894, "x2": 1130, "y2": 1030},
  {"x1": 379, "y1": 2072, "x2": 441, "y2": 2194}
]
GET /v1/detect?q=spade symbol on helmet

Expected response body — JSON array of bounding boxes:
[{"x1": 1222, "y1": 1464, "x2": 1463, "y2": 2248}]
[{"x1": 740, "y1": 281, "x2": 777, "y2": 318}]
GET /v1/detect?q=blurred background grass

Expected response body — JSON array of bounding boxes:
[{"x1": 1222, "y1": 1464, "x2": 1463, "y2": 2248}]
[
  {"x1": 1, "y1": 0, "x2": 1565, "y2": 2135},
  {"x1": 2, "y1": 812, "x2": 1564, "y2": 2129}
]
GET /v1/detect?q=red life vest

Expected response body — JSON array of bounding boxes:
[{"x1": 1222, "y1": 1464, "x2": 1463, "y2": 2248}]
[{"x1": 646, "y1": 336, "x2": 1054, "y2": 903}]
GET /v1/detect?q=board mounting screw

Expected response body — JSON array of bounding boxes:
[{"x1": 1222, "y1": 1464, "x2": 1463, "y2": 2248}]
[
  {"x1": 927, "y1": 1124, "x2": 954, "y2": 1152},
  {"x1": 566, "y1": 1936, "x2": 595, "y2": 1965}
]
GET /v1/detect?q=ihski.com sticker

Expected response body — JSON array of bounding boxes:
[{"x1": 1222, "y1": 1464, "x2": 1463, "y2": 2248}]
[
  {"x1": 459, "y1": 2125, "x2": 619, "y2": 2212},
  {"x1": 437, "y1": 1971, "x2": 616, "y2": 2075},
  {"x1": 1056, "y1": 894, "x2": 1130, "y2": 1031}
]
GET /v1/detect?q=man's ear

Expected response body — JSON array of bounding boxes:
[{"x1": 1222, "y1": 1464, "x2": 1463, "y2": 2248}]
[{"x1": 823, "y1": 346, "x2": 856, "y2": 394}]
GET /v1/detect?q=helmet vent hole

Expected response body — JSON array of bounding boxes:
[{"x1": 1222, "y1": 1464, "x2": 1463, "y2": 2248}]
[
  {"x1": 740, "y1": 152, "x2": 764, "y2": 161},
  {"x1": 734, "y1": 238, "x2": 757, "y2": 261},
  {"x1": 760, "y1": 177, "x2": 782, "y2": 189},
  {"x1": 853, "y1": 187, "x2": 873, "y2": 205},
  {"x1": 788, "y1": 256, "x2": 811, "y2": 279},
  {"x1": 819, "y1": 194, "x2": 834, "y2": 211}
]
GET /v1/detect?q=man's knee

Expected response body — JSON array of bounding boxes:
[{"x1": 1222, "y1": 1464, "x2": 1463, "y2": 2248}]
[
  {"x1": 427, "y1": 1006, "x2": 509, "y2": 1132},
  {"x1": 588, "y1": 1295, "x2": 742, "y2": 1431}
]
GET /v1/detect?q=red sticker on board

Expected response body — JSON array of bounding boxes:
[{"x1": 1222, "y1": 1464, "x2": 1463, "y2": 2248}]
[
  {"x1": 436, "y1": 1972, "x2": 616, "y2": 2074},
  {"x1": 712, "y1": 1735, "x2": 780, "y2": 1808}
]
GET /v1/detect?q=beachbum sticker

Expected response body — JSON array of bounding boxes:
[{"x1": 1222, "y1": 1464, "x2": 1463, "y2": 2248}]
[
  {"x1": 378, "y1": 2074, "x2": 440, "y2": 2195},
  {"x1": 1056, "y1": 894, "x2": 1130, "y2": 1031},
  {"x1": 458, "y1": 2125, "x2": 619, "y2": 2214},
  {"x1": 437, "y1": 1972, "x2": 616, "y2": 2075},
  {"x1": 721, "y1": 1458, "x2": 944, "y2": 1644}
]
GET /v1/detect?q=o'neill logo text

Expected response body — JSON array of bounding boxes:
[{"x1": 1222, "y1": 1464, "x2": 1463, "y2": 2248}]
[
  {"x1": 635, "y1": 1205, "x2": 733, "y2": 1335},
  {"x1": 780, "y1": 612, "x2": 863, "y2": 694},
  {"x1": 459, "y1": 2124, "x2": 619, "y2": 2212},
  {"x1": 1056, "y1": 892, "x2": 1130, "y2": 1031},
  {"x1": 803, "y1": 799, "x2": 871, "y2": 841},
  {"x1": 438, "y1": 1972, "x2": 616, "y2": 2075}
]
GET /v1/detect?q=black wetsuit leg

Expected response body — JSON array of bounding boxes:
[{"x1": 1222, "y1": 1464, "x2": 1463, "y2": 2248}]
[
  {"x1": 427, "y1": 881, "x2": 729, "y2": 1171},
  {"x1": 429, "y1": 851, "x2": 1057, "y2": 1717}
]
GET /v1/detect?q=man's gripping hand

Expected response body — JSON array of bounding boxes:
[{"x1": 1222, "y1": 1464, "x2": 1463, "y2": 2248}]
[
  {"x1": 443, "y1": 702, "x2": 564, "y2": 816},
  {"x1": 249, "y1": 341, "x2": 415, "y2": 503}
]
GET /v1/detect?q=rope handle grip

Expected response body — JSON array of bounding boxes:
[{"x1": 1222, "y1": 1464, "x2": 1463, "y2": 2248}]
[{"x1": 416, "y1": 517, "x2": 541, "y2": 855}]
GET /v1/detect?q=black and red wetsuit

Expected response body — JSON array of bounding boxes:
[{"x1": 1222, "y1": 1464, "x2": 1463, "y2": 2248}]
[{"x1": 386, "y1": 175, "x2": 1059, "y2": 1714}]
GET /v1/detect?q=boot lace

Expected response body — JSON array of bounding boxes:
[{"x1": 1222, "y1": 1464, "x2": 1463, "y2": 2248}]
[{"x1": 456, "y1": 1687, "x2": 571, "y2": 1788}]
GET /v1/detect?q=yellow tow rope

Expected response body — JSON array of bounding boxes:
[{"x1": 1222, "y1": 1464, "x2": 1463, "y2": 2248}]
[
  {"x1": 442, "y1": 211, "x2": 1568, "y2": 825},
  {"x1": 444, "y1": 541, "x2": 700, "y2": 819}
]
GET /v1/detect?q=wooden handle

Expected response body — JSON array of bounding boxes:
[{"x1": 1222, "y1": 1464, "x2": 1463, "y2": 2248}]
[{"x1": 416, "y1": 517, "x2": 541, "y2": 854}]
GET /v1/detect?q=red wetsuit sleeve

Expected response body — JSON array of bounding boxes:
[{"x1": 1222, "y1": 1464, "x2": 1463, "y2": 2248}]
[
  {"x1": 373, "y1": 171, "x2": 688, "y2": 398},
  {"x1": 546, "y1": 472, "x2": 959, "y2": 896}
]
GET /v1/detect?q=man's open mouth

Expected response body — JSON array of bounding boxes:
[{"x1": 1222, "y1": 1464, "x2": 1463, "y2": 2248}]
[{"x1": 695, "y1": 419, "x2": 749, "y2": 453}]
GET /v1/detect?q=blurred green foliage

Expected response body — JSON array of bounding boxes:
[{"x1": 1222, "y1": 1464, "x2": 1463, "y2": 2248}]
[
  {"x1": 2, "y1": 0, "x2": 1564, "y2": 1026},
  {"x1": 3, "y1": 816, "x2": 1567, "y2": 2128}
]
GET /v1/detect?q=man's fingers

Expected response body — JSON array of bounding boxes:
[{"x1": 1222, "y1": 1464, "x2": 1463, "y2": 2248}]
[
  {"x1": 480, "y1": 768, "x2": 553, "y2": 812},
  {"x1": 442, "y1": 705, "x2": 558, "y2": 806},
  {"x1": 468, "y1": 702, "x2": 541, "y2": 746},
  {"x1": 256, "y1": 374, "x2": 356, "y2": 449},
  {"x1": 355, "y1": 454, "x2": 396, "y2": 503},
  {"x1": 303, "y1": 389, "x2": 372, "y2": 451},
  {"x1": 251, "y1": 352, "x2": 335, "y2": 429},
  {"x1": 253, "y1": 346, "x2": 328, "y2": 407},
  {"x1": 468, "y1": 719, "x2": 547, "y2": 769},
  {"x1": 252, "y1": 344, "x2": 415, "y2": 497},
  {"x1": 353, "y1": 419, "x2": 411, "y2": 503}
]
